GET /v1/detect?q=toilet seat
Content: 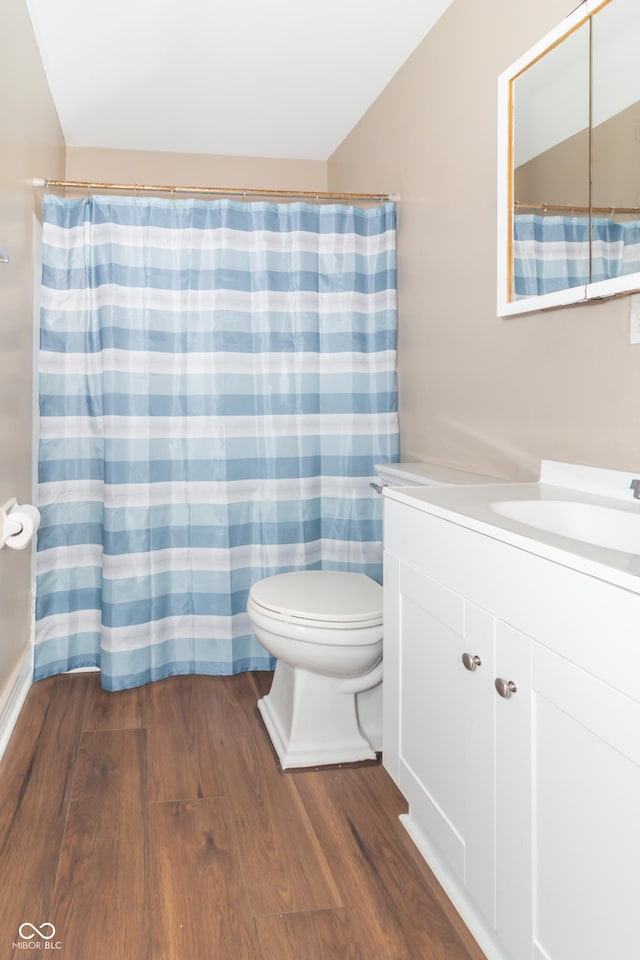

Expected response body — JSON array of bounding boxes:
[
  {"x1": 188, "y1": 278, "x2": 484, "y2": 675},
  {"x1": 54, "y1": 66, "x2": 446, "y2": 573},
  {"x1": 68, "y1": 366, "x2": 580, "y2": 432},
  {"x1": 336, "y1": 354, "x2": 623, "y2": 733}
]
[{"x1": 249, "y1": 571, "x2": 382, "y2": 630}]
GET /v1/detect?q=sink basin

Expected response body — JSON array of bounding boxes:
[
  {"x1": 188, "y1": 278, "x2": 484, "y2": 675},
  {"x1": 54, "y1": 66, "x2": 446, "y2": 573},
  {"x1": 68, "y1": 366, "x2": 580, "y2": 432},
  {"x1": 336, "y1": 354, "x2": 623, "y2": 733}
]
[{"x1": 490, "y1": 499, "x2": 640, "y2": 554}]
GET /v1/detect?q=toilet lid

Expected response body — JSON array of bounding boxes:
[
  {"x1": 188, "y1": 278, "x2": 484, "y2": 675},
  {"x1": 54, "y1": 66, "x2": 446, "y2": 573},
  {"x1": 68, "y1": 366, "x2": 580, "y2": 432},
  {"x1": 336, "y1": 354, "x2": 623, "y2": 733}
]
[{"x1": 249, "y1": 571, "x2": 382, "y2": 623}]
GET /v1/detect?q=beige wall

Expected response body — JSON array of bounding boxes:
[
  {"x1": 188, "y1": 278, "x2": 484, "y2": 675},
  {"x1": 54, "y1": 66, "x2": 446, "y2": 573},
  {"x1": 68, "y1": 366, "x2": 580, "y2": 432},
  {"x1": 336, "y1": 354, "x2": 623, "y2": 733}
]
[
  {"x1": 328, "y1": 0, "x2": 640, "y2": 481},
  {"x1": 66, "y1": 147, "x2": 327, "y2": 193},
  {"x1": 0, "y1": 1, "x2": 65, "y2": 694}
]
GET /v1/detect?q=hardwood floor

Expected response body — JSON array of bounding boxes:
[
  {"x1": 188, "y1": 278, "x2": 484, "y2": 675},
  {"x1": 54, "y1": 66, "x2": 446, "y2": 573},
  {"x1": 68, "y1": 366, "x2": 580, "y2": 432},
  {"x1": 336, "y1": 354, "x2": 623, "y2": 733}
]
[{"x1": 0, "y1": 672, "x2": 486, "y2": 959}]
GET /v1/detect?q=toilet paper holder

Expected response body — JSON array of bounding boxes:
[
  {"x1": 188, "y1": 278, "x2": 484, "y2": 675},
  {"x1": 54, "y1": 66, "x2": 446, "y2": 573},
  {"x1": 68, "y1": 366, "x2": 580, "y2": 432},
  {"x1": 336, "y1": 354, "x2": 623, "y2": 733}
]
[
  {"x1": 1, "y1": 499, "x2": 22, "y2": 548},
  {"x1": 0, "y1": 498, "x2": 39, "y2": 550}
]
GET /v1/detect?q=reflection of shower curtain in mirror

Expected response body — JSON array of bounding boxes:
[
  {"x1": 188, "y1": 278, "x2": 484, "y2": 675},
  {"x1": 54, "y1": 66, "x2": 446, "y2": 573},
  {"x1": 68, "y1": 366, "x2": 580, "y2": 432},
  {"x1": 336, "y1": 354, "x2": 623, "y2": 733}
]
[
  {"x1": 514, "y1": 214, "x2": 640, "y2": 298},
  {"x1": 35, "y1": 195, "x2": 398, "y2": 691},
  {"x1": 591, "y1": 218, "x2": 640, "y2": 285}
]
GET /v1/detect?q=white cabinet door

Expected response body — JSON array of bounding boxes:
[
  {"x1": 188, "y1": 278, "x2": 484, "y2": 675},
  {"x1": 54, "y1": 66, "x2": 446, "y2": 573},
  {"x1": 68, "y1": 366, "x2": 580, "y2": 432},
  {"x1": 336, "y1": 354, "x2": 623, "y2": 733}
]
[
  {"x1": 395, "y1": 561, "x2": 496, "y2": 925},
  {"x1": 496, "y1": 622, "x2": 640, "y2": 960},
  {"x1": 534, "y1": 643, "x2": 640, "y2": 960}
]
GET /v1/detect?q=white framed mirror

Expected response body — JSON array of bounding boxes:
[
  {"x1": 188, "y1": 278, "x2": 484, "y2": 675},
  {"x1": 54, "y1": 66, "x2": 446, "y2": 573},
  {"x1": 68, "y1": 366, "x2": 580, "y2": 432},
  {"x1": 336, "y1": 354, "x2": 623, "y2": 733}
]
[{"x1": 497, "y1": 0, "x2": 640, "y2": 316}]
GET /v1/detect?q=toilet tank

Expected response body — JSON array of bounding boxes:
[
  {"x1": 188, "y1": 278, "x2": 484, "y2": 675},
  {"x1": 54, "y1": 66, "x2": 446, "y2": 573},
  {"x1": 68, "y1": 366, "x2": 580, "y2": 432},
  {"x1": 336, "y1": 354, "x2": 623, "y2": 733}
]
[{"x1": 374, "y1": 461, "x2": 501, "y2": 488}]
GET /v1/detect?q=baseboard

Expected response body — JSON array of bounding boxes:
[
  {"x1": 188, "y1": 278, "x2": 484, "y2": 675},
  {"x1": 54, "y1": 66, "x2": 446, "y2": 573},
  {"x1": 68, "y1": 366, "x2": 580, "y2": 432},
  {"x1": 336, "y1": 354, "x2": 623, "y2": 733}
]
[
  {"x1": 0, "y1": 644, "x2": 33, "y2": 764},
  {"x1": 400, "y1": 812, "x2": 508, "y2": 960}
]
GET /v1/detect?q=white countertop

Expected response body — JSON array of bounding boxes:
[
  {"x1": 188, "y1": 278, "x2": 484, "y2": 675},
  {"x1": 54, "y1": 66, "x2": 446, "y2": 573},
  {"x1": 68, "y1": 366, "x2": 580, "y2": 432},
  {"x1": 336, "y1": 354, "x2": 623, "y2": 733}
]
[{"x1": 383, "y1": 460, "x2": 640, "y2": 594}]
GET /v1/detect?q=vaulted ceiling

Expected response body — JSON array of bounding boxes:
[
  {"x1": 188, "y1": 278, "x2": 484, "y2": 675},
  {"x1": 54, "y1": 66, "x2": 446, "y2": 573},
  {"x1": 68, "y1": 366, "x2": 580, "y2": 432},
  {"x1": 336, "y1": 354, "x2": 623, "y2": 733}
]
[{"x1": 25, "y1": 0, "x2": 453, "y2": 160}]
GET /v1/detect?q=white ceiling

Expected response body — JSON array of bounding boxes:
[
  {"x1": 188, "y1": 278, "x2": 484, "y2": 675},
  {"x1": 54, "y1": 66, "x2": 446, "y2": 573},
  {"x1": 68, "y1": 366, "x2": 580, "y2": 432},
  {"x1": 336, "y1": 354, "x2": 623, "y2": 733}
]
[{"x1": 25, "y1": 0, "x2": 453, "y2": 161}]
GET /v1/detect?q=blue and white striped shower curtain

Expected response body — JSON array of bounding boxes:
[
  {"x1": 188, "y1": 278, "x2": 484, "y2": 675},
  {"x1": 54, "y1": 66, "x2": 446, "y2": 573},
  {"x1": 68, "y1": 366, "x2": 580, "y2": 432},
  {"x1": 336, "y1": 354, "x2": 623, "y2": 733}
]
[
  {"x1": 514, "y1": 214, "x2": 640, "y2": 298},
  {"x1": 35, "y1": 195, "x2": 398, "y2": 690}
]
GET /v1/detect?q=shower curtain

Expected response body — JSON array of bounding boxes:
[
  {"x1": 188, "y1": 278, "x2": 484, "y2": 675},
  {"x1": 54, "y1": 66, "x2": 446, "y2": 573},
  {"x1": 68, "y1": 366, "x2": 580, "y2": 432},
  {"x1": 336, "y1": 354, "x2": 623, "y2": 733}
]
[
  {"x1": 514, "y1": 213, "x2": 640, "y2": 297},
  {"x1": 35, "y1": 194, "x2": 398, "y2": 691}
]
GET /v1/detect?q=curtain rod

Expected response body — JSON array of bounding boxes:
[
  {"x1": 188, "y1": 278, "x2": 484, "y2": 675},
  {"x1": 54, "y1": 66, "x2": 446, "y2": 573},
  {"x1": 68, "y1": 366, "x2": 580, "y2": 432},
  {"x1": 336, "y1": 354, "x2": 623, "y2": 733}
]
[
  {"x1": 515, "y1": 200, "x2": 640, "y2": 216},
  {"x1": 36, "y1": 178, "x2": 396, "y2": 203}
]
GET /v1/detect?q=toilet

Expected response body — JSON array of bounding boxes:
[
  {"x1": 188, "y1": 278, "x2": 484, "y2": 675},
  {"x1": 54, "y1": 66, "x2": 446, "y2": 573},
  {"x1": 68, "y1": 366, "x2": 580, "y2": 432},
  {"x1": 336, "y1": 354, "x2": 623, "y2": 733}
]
[
  {"x1": 248, "y1": 570, "x2": 383, "y2": 768},
  {"x1": 247, "y1": 461, "x2": 500, "y2": 769}
]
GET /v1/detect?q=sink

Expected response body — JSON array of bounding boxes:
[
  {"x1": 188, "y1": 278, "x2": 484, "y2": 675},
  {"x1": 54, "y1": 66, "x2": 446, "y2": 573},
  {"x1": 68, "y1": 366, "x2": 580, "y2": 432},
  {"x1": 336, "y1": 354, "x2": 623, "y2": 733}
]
[{"x1": 490, "y1": 499, "x2": 640, "y2": 554}]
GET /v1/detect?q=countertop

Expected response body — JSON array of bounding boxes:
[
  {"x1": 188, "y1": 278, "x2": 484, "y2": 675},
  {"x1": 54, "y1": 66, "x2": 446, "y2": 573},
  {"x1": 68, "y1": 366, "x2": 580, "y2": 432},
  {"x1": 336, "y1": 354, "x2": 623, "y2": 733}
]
[{"x1": 383, "y1": 461, "x2": 640, "y2": 594}]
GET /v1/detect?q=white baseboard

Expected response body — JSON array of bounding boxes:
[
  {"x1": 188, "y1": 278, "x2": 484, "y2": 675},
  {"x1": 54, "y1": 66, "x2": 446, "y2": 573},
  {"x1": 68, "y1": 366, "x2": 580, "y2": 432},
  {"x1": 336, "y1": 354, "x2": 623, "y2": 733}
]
[
  {"x1": 0, "y1": 644, "x2": 33, "y2": 764},
  {"x1": 400, "y1": 812, "x2": 508, "y2": 960}
]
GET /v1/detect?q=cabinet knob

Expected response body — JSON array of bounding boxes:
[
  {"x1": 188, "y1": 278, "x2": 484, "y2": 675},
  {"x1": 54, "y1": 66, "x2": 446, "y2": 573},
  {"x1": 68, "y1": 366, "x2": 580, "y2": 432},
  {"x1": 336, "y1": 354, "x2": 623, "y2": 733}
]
[
  {"x1": 462, "y1": 653, "x2": 482, "y2": 671},
  {"x1": 494, "y1": 677, "x2": 518, "y2": 698}
]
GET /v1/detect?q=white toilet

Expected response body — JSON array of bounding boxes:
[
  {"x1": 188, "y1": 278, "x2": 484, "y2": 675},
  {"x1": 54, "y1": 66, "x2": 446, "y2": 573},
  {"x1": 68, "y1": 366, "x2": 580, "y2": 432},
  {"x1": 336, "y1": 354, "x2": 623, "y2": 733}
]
[
  {"x1": 248, "y1": 461, "x2": 500, "y2": 769},
  {"x1": 248, "y1": 570, "x2": 383, "y2": 768}
]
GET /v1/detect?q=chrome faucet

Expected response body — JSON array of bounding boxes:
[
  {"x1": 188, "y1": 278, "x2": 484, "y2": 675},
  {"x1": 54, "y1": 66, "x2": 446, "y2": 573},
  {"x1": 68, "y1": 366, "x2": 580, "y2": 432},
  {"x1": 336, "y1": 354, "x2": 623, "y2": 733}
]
[{"x1": 630, "y1": 479, "x2": 640, "y2": 499}]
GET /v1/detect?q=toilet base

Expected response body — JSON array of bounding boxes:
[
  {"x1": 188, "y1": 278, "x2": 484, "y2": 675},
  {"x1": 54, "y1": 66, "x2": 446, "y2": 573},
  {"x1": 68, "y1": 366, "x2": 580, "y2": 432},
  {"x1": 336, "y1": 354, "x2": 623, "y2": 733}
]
[{"x1": 258, "y1": 659, "x2": 379, "y2": 769}]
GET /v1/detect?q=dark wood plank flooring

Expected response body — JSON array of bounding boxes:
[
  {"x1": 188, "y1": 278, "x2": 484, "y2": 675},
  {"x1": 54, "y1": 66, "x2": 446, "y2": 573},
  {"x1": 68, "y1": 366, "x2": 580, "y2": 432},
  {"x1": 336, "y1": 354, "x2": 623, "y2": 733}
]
[{"x1": 0, "y1": 672, "x2": 486, "y2": 959}]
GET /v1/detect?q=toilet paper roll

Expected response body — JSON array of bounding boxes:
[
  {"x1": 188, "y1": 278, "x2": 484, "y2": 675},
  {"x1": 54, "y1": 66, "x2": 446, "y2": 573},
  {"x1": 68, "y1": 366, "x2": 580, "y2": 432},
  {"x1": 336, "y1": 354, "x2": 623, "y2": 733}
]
[{"x1": 3, "y1": 504, "x2": 41, "y2": 550}]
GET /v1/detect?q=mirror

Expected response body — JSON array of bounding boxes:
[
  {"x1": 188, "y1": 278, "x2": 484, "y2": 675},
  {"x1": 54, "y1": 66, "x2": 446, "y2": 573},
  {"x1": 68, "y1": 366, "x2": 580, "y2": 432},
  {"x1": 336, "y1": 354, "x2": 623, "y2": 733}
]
[
  {"x1": 591, "y1": 0, "x2": 640, "y2": 284},
  {"x1": 512, "y1": 21, "x2": 590, "y2": 300},
  {"x1": 497, "y1": 0, "x2": 640, "y2": 316}
]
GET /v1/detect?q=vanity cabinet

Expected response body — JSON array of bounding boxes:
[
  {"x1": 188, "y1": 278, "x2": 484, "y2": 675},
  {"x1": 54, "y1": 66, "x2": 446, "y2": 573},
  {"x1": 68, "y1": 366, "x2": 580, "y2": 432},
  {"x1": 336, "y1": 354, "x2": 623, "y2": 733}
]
[{"x1": 383, "y1": 497, "x2": 640, "y2": 960}]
